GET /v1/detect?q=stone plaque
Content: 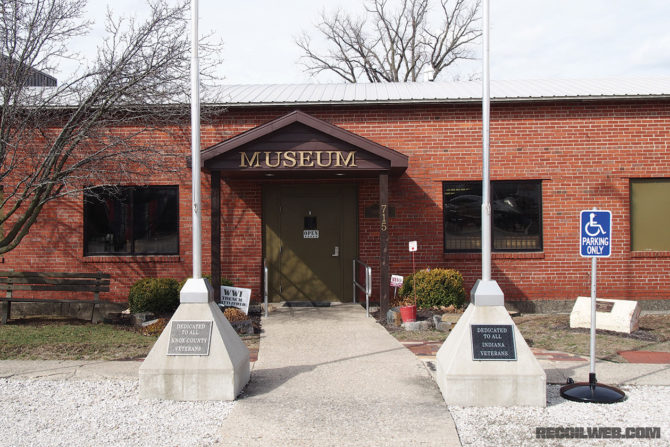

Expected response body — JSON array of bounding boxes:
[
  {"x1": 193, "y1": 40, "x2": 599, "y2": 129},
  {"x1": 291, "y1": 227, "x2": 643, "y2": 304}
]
[
  {"x1": 595, "y1": 300, "x2": 615, "y2": 313},
  {"x1": 167, "y1": 321, "x2": 213, "y2": 356},
  {"x1": 570, "y1": 297, "x2": 641, "y2": 334},
  {"x1": 471, "y1": 324, "x2": 517, "y2": 361}
]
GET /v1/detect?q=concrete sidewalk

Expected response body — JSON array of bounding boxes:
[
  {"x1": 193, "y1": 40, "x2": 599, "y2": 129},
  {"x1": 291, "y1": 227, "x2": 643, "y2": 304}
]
[
  {"x1": 0, "y1": 358, "x2": 140, "y2": 380},
  {"x1": 541, "y1": 359, "x2": 670, "y2": 386},
  {"x1": 217, "y1": 303, "x2": 461, "y2": 447}
]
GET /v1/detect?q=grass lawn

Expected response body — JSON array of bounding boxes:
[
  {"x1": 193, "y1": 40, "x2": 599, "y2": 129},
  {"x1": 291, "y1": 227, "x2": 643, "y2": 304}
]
[
  {"x1": 0, "y1": 316, "x2": 261, "y2": 361},
  {"x1": 0, "y1": 317, "x2": 158, "y2": 360},
  {"x1": 514, "y1": 313, "x2": 670, "y2": 362}
]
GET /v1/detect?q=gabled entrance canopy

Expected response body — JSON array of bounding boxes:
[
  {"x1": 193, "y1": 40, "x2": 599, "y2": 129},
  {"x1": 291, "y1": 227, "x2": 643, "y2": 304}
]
[
  {"x1": 205, "y1": 110, "x2": 401, "y2": 318},
  {"x1": 201, "y1": 110, "x2": 408, "y2": 178}
]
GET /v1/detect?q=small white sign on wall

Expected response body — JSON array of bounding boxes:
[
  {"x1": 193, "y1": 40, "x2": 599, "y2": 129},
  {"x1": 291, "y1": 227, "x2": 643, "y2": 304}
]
[
  {"x1": 220, "y1": 286, "x2": 251, "y2": 314},
  {"x1": 390, "y1": 275, "x2": 404, "y2": 288},
  {"x1": 409, "y1": 241, "x2": 417, "y2": 252},
  {"x1": 303, "y1": 230, "x2": 320, "y2": 239}
]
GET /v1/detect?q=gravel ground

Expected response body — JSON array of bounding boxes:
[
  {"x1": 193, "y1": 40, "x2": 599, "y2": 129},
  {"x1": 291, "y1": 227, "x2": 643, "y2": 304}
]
[
  {"x1": 1, "y1": 379, "x2": 668, "y2": 446},
  {"x1": 451, "y1": 385, "x2": 670, "y2": 447},
  {"x1": 0, "y1": 378, "x2": 235, "y2": 447}
]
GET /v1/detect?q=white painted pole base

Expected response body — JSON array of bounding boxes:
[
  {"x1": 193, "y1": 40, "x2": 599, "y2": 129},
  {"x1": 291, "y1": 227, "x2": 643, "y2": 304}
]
[
  {"x1": 180, "y1": 277, "x2": 213, "y2": 303},
  {"x1": 471, "y1": 279, "x2": 504, "y2": 306},
  {"x1": 435, "y1": 304, "x2": 546, "y2": 407},
  {"x1": 139, "y1": 278, "x2": 250, "y2": 401}
]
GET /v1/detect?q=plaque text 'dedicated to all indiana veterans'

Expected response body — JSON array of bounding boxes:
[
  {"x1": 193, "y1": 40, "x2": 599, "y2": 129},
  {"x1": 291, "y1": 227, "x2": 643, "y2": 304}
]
[{"x1": 471, "y1": 324, "x2": 517, "y2": 361}]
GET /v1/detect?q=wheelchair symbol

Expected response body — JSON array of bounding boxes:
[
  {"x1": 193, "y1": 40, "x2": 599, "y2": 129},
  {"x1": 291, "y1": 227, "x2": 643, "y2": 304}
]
[{"x1": 584, "y1": 213, "x2": 607, "y2": 237}]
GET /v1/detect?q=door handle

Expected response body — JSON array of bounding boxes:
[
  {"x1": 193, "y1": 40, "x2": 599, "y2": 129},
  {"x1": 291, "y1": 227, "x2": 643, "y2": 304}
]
[{"x1": 332, "y1": 246, "x2": 340, "y2": 257}]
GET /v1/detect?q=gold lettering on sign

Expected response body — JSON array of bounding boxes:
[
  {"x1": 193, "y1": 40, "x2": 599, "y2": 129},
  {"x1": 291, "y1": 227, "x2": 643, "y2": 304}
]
[
  {"x1": 299, "y1": 152, "x2": 314, "y2": 167},
  {"x1": 335, "y1": 151, "x2": 357, "y2": 167},
  {"x1": 265, "y1": 151, "x2": 281, "y2": 168},
  {"x1": 283, "y1": 151, "x2": 297, "y2": 167},
  {"x1": 381, "y1": 204, "x2": 388, "y2": 232},
  {"x1": 240, "y1": 152, "x2": 260, "y2": 168},
  {"x1": 238, "y1": 151, "x2": 357, "y2": 168},
  {"x1": 315, "y1": 151, "x2": 330, "y2": 167}
]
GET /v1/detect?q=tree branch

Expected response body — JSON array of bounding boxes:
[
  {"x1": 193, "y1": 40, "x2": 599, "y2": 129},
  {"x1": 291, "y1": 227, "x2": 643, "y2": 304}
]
[{"x1": 296, "y1": 0, "x2": 480, "y2": 83}]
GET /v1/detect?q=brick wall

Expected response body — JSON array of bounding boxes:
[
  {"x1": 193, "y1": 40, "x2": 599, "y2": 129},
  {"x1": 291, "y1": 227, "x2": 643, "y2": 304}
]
[{"x1": 5, "y1": 99, "x2": 670, "y2": 305}]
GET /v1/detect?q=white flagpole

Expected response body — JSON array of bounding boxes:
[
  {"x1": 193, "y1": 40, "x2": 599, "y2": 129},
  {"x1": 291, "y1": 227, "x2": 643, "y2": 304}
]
[
  {"x1": 481, "y1": 0, "x2": 491, "y2": 282},
  {"x1": 190, "y1": 0, "x2": 202, "y2": 279}
]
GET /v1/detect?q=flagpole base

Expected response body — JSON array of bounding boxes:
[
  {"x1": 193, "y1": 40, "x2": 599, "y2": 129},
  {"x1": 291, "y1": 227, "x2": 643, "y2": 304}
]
[{"x1": 560, "y1": 374, "x2": 626, "y2": 404}]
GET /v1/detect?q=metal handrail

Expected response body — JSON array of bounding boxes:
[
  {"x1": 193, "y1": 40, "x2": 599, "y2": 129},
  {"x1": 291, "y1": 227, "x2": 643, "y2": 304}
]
[
  {"x1": 353, "y1": 259, "x2": 372, "y2": 317},
  {"x1": 263, "y1": 259, "x2": 269, "y2": 317}
]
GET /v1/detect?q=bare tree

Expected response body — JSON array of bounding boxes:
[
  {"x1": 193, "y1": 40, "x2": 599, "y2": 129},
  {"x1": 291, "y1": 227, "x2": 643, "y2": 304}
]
[
  {"x1": 0, "y1": 0, "x2": 221, "y2": 255},
  {"x1": 297, "y1": 0, "x2": 481, "y2": 83}
]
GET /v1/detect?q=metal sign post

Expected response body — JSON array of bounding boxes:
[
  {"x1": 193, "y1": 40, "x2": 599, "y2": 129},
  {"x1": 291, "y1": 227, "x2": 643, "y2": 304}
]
[
  {"x1": 561, "y1": 209, "x2": 625, "y2": 404},
  {"x1": 409, "y1": 241, "x2": 417, "y2": 307}
]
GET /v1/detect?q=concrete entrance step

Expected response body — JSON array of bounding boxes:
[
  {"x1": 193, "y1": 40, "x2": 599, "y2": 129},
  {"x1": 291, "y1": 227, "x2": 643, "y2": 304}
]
[{"x1": 282, "y1": 301, "x2": 333, "y2": 307}]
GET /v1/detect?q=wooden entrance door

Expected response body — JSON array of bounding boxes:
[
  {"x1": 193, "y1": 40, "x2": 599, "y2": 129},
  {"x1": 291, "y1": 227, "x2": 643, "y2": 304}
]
[{"x1": 264, "y1": 184, "x2": 357, "y2": 303}]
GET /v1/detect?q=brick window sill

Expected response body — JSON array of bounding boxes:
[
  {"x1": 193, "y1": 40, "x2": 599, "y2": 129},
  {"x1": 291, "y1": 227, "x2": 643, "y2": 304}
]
[
  {"x1": 444, "y1": 252, "x2": 545, "y2": 261},
  {"x1": 630, "y1": 251, "x2": 670, "y2": 258},
  {"x1": 82, "y1": 255, "x2": 182, "y2": 263}
]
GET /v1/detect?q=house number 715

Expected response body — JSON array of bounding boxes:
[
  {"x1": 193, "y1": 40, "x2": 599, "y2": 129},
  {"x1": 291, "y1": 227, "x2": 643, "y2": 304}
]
[{"x1": 381, "y1": 204, "x2": 387, "y2": 232}]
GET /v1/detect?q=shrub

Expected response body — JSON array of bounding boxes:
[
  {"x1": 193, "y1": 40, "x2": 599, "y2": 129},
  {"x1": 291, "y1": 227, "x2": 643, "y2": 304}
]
[
  {"x1": 399, "y1": 268, "x2": 466, "y2": 309},
  {"x1": 128, "y1": 278, "x2": 180, "y2": 314}
]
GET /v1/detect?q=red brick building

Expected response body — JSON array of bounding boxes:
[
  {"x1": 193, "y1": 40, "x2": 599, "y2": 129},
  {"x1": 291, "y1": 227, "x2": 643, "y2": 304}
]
[{"x1": 5, "y1": 79, "x2": 670, "y2": 312}]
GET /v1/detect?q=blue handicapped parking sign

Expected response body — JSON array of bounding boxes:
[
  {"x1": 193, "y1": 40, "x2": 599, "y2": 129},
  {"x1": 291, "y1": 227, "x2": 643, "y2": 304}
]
[{"x1": 580, "y1": 210, "x2": 612, "y2": 257}]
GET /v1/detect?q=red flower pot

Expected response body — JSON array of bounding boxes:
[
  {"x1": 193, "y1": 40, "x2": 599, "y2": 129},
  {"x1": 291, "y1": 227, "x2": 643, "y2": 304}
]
[{"x1": 399, "y1": 305, "x2": 417, "y2": 323}]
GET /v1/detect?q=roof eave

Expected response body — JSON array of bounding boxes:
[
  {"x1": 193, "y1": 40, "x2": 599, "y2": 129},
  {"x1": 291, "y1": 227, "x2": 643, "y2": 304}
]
[{"x1": 203, "y1": 94, "x2": 670, "y2": 108}]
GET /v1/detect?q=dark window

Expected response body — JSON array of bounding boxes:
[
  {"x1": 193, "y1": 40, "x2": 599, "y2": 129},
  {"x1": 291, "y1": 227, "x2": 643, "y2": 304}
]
[
  {"x1": 443, "y1": 181, "x2": 542, "y2": 252},
  {"x1": 304, "y1": 216, "x2": 317, "y2": 230},
  {"x1": 630, "y1": 179, "x2": 670, "y2": 251},
  {"x1": 84, "y1": 186, "x2": 178, "y2": 256}
]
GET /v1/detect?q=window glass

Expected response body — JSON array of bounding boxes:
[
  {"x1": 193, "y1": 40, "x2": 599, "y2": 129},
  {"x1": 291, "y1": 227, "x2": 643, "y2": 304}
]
[
  {"x1": 443, "y1": 181, "x2": 542, "y2": 252},
  {"x1": 631, "y1": 179, "x2": 670, "y2": 251},
  {"x1": 84, "y1": 188, "x2": 132, "y2": 254},
  {"x1": 444, "y1": 182, "x2": 482, "y2": 251},
  {"x1": 492, "y1": 181, "x2": 542, "y2": 251},
  {"x1": 84, "y1": 186, "x2": 178, "y2": 256},
  {"x1": 133, "y1": 187, "x2": 179, "y2": 254}
]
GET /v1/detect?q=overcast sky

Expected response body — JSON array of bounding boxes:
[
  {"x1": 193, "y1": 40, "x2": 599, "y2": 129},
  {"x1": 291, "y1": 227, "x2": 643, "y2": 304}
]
[{"x1": 68, "y1": 0, "x2": 670, "y2": 84}]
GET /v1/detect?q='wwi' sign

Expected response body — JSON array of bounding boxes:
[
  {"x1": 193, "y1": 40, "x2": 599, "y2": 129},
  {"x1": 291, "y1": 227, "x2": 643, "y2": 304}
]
[{"x1": 220, "y1": 286, "x2": 251, "y2": 314}]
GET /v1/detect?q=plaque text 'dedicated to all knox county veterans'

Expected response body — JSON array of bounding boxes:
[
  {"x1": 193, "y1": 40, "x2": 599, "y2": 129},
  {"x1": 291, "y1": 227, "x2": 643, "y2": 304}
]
[{"x1": 167, "y1": 321, "x2": 213, "y2": 356}]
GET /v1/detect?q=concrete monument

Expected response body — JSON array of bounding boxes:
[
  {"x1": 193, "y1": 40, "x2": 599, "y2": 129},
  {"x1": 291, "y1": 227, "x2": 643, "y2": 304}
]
[{"x1": 139, "y1": 278, "x2": 250, "y2": 401}]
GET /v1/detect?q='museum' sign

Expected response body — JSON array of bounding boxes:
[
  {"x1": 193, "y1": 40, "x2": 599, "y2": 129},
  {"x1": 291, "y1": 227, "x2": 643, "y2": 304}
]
[
  {"x1": 167, "y1": 321, "x2": 213, "y2": 356},
  {"x1": 240, "y1": 150, "x2": 357, "y2": 169},
  {"x1": 471, "y1": 324, "x2": 517, "y2": 361}
]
